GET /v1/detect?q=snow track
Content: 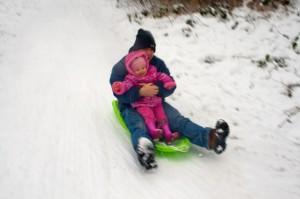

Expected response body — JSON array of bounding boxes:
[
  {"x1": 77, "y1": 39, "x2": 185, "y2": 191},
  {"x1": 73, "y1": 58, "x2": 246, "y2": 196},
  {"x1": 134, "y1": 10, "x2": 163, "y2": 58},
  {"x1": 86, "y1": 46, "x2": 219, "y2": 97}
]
[{"x1": 0, "y1": 1, "x2": 129, "y2": 198}]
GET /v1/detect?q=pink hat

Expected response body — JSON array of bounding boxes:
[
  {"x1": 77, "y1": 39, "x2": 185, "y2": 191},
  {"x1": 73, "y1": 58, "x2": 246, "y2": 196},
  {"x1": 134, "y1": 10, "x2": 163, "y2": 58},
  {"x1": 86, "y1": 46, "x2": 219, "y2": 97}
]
[{"x1": 125, "y1": 50, "x2": 149, "y2": 75}]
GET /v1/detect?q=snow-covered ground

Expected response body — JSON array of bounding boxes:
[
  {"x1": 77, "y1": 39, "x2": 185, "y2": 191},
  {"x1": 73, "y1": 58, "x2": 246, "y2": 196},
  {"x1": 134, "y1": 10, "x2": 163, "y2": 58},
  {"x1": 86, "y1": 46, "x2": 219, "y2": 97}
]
[{"x1": 0, "y1": 0, "x2": 300, "y2": 199}]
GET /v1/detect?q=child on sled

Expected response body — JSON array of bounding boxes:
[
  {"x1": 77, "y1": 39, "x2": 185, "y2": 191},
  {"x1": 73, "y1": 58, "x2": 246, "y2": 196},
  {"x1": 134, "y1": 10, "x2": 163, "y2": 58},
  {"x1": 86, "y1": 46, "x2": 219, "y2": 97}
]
[{"x1": 112, "y1": 50, "x2": 179, "y2": 144}]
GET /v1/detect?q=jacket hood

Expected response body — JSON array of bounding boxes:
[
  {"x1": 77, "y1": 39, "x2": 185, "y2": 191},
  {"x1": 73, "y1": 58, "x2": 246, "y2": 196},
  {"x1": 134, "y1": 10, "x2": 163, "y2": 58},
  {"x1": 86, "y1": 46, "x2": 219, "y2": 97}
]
[{"x1": 125, "y1": 51, "x2": 149, "y2": 75}]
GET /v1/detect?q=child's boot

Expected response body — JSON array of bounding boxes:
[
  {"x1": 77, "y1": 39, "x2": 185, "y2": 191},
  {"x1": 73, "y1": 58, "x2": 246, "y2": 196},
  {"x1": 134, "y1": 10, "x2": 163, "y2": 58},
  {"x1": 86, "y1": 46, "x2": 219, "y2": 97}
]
[
  {"x1": 171, "y1": 132, "x2": 180, "y2": 140},
  {"x1": 161, "y1": 123, "x2": 180, "y2": 144},
  {"x1": 145, "y1": 120, "x2": 162, "y2": 141}
]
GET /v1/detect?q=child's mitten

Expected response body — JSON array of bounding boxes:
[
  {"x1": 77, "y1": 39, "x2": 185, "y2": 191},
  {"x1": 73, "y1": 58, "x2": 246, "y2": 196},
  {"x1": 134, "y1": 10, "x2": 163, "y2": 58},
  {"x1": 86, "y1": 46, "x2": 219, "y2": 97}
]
[
  {"x1": 112, "y1": 81, "x2": 124, "y2": 95},
  {"x1": 164, "y1": 81, "x2": 176, "y2": 90}
]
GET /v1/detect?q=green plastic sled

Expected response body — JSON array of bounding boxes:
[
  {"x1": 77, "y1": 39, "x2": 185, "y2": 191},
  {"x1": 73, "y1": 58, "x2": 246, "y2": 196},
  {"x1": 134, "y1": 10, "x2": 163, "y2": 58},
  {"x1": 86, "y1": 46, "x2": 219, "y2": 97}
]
[{"x1": 112, "y1": 100, "x2": 191, "y2": 153}]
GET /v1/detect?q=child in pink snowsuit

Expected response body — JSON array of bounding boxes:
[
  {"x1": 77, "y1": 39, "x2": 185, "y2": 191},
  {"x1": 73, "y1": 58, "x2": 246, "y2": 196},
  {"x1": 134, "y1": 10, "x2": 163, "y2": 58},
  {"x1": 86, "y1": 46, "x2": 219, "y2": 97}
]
[{"x1": 112, "y1": 50, "x2": 179, "y2": 144}]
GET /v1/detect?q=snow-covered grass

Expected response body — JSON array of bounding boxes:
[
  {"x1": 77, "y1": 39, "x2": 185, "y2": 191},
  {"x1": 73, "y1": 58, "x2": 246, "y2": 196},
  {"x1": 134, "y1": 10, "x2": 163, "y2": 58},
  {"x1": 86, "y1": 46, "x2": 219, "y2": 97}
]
[{"x1": 0, "y1": 0, "x2": 300, "y2": 199}]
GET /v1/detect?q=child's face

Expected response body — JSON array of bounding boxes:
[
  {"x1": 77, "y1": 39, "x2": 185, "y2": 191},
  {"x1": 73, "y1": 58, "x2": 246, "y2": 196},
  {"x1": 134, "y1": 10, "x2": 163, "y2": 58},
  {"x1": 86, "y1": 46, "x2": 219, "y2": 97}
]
[{"x1": 131, "y1": 57, "x2": 147, "y2": 77}]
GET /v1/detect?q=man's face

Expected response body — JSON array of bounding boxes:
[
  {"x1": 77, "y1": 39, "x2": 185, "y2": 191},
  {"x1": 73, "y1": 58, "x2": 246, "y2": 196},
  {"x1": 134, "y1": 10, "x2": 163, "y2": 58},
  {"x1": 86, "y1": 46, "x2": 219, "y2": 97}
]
[{"x1": 143, "y1": 48, "x2": 154, "y2": 60}]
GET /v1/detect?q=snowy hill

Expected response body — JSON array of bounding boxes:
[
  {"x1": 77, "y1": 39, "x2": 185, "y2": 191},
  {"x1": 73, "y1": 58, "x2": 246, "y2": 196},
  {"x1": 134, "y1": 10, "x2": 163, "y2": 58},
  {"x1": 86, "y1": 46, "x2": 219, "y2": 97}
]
[{"x1": 0, "y1": 0, "x2": 300, "y2": 199}]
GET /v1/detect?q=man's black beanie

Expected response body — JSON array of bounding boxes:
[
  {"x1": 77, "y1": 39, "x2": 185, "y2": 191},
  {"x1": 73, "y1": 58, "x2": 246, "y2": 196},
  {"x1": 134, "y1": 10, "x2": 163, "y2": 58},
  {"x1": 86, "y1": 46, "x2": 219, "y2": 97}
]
[{"x1": 129, "y1": 29, "x2": 156, "y2": 52}]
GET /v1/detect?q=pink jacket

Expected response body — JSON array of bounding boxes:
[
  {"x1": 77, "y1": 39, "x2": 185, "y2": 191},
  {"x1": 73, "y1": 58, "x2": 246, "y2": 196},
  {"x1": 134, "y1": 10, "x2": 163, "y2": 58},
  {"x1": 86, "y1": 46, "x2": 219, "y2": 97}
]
[{"x1": 112, "y1": 51, "x2": 176, "y2": 108}]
